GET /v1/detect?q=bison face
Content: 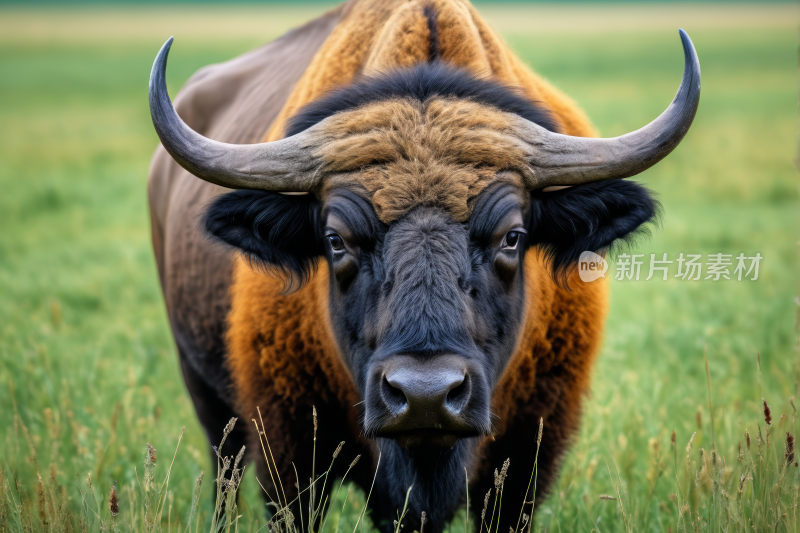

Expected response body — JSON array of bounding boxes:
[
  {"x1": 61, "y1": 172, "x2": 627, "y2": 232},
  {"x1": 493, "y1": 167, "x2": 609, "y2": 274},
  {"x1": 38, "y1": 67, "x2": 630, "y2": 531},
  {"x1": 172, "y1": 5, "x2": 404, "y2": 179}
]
[{"x1": 323, "y1": 183, "x2": 529, "y2": 448}]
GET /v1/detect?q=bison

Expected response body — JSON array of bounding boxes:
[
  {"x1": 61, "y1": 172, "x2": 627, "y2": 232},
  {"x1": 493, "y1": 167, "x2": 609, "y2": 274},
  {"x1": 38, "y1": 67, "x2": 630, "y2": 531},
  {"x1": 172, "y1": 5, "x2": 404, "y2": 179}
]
[{"x1": 146, "y1": 0, "x2": 700, "y2": 530}]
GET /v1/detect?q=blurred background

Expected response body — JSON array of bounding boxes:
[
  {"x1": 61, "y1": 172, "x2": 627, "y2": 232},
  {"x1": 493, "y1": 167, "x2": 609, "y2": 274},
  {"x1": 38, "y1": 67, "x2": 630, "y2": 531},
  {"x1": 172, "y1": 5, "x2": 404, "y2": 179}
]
[{"x1": 0, "y1": 1, "x2": 797, "y2": 530}]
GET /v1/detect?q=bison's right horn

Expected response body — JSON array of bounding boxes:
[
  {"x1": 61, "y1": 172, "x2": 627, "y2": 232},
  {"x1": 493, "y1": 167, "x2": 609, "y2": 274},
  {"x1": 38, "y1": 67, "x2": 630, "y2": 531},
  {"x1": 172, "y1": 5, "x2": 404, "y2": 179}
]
[
  {"x1": 515, "y1": 29, "x2": 701, "y2": 189},
  {"x1": 149, "y1": 37, "x2": 322, "y2": 192}
]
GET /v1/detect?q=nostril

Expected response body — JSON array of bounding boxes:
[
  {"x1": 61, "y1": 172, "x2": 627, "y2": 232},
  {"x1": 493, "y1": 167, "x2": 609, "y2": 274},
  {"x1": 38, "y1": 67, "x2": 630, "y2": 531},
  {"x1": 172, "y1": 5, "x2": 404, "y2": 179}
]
[
  {"x1": 445, "y1": 374, "x2": 471, "y2": 414},
  {"x1": 380, "y1": 374, "x2": 408, "y2": 416}
]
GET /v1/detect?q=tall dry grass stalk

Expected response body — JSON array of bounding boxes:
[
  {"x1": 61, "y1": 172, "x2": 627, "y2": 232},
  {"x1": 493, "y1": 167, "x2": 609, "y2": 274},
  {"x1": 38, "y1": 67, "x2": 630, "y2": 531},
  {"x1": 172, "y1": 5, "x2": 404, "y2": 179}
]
[{"x1": 248, "y1": 407, "x2": 373, "y2": 533}]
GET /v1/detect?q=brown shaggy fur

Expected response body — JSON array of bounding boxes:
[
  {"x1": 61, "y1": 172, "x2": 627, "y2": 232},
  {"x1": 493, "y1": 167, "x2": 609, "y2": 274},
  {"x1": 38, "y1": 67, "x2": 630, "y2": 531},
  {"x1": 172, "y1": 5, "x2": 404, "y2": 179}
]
[
  {"x1": 226, "y1": 0, "x2": 608, "y2": 508},
  {"x1": 262, "y1": 0, "x2": 595, "y2": 144},
  {"x1": 314, "y1": 98, "x2": 528, "y2": 223}
]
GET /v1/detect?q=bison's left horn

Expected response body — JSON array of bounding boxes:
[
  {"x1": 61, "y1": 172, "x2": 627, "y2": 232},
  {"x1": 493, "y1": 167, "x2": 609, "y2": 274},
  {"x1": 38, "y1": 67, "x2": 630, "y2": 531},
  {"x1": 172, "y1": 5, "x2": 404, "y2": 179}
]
[
  {"x1": 149, "y1": 37, "x2": 322, "y2": 192},
  {"x1": 515, "y1": 29, "x2": 700, "y2": 189}
]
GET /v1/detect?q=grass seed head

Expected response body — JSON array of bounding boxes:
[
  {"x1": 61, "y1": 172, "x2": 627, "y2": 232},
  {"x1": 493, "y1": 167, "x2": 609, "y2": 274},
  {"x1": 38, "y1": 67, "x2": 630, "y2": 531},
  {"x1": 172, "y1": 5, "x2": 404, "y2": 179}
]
[
  {"x1": 685, "y1": 432, "x2": 697, "y2": 473},
  {"x1": 333, "y1": 441, "x2": 344, "y2": 459},
  {"x1": 223, "y1": 417, "x2": 237, "y2": 436},
  {"x1": 313, "y1": 406, "x2": 318, "y2": 432},
  {"x1": 686, "y1": 432, "x2": 696, "y2": 454},
  {"x1": 763, "y1": 398, "x2": 772, "y2": 425},
  {"x1": 785, "y1": 432, "x2": 795, "y2": 465},
  {"x1": 219, "y1": 417, "x2": 237, "y2": 451},
  {"x1": 671, "y1": 430, "x2": 676, "y2": 449},
  {"x1": 233, "y1": 445, "x2": 246, "y2": 471},
  {"x1": 193, "y1": 471, "x2": 204, "y2": 498},
  {"x1": 481, "y1": 489, "x2": 491, "y2": 520},
  {"x1": 745, "y1": 429, "x2": 751, "y2": 450},
  {"x1": 37, "y1": 475, "x2": 46, "y2": 525},
  {"x1": 697, "y1": 449, "x2": 712, "y2": 493},
  {"x1": 536, "y1": 418, "x2": 543, "y2": 446},
  {"x1": 143, "y1": 444, "x2": 156, "y2": 492},
  {"x1": 496, "y1": 458, "x2": 510, "y2": 488},
  {"x1": 146, "y1": 443, "x2": 157, "y2": 464},
  {"x1": 109, "y1": 482, "x2": 119, "y2": 517},
  {"x1": 599, "y1": 495, "x2": 616, "y2": 501},
  {"x1": 349, "y1": 455, "x2": 361, "y2": 469},
  {"x1": 696, "y1": 411, "x2": 702, "y2": 429}
]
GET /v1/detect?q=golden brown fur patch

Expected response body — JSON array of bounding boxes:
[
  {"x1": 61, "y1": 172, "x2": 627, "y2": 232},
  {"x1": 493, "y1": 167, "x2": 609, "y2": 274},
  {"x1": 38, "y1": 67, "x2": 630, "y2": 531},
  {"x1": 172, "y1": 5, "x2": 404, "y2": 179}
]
[
  {"x1": 226, "y1": 262, "x2": 358, "y2": 415},
  {"x1": 312, "y1": 98, "x2": 530, "y2": 223}
]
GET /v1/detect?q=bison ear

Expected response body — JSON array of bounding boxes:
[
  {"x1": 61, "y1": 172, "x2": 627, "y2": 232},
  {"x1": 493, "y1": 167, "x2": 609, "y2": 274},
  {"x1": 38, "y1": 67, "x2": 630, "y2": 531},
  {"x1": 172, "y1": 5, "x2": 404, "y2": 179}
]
[
  {"x1": 203, "y1": 190, "x2": 322, "y2": 289},
  {"x1": 528, "y1": 180, "x2": 660, "y2": 284}
]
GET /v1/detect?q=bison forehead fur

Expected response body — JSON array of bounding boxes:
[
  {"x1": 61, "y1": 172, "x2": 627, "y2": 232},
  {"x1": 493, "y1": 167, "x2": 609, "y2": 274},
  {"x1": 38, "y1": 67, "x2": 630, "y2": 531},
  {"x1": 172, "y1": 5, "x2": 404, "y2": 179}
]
[{"x1": 315, "y1": 98, "x2": 527, "y2": 223}]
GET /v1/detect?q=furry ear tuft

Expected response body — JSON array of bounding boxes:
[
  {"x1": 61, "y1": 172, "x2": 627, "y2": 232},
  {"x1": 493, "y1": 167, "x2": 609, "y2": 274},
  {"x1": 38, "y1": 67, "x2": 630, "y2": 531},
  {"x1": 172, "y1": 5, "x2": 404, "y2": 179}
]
[
  {"x1": 203, "y1": 190, "x2": 322, "y2": 291},
  {"x1": 529, "y1": 180, "x2": 661, "y2": 286}
]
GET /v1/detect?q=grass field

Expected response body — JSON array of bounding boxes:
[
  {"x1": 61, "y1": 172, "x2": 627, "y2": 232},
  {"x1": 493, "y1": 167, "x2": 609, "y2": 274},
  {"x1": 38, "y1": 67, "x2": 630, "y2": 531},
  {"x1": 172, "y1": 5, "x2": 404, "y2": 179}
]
[{"x1": 0, "y1": 3, "x2": 798, "y2": 531}]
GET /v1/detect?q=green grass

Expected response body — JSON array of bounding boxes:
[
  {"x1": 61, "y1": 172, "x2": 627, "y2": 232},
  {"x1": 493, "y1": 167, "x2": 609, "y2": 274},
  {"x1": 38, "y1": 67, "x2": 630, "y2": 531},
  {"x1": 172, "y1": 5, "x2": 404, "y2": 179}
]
[{"x1": 0, "y1": 4, "x2": 797, "y2": 531}]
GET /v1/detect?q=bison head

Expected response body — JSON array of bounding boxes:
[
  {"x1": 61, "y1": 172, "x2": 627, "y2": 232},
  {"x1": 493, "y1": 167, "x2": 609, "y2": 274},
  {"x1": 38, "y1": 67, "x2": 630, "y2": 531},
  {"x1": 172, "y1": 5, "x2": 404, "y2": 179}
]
[{"x1": 149, "y1": 30, "x2": 699, "y2": 521}]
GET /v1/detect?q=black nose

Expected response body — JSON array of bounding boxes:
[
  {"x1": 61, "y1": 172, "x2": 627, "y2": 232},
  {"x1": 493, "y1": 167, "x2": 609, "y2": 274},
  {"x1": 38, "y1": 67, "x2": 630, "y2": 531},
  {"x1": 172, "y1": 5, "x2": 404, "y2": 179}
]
[
  {"x1": 365, "y1": 354, "x2": 490, "y2": 444},
  {"x1": 382, "y1": 365, "x2": 470, "y2": 417}
]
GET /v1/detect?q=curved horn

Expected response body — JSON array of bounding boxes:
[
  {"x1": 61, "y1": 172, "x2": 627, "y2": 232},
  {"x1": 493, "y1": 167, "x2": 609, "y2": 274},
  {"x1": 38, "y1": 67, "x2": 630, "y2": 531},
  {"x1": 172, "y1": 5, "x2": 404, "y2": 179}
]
[
  {"x1": 149, "y1": 37, "x2": 321, "y2": 192},
  {"x1": 516, "y1": 29, "x2": 700, "y2": 189}
]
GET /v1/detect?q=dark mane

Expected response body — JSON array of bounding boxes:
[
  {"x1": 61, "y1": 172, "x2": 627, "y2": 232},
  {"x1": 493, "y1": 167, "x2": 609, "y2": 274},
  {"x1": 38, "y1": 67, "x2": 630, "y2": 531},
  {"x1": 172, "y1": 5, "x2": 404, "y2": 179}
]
[{"x1": 285, "y1": 61, "x2": 560, "y2": 137}]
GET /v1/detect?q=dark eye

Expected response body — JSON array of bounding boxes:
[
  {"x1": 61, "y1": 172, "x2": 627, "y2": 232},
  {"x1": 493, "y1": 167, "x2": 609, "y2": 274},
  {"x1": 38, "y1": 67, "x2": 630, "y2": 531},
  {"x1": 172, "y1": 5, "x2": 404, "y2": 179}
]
[
  {"x1": 503, "y1": 231, "x2": 521, "y2": 249},
  {"x1": 327, "y1": 234, "x2": 344, "y2": 251}
]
